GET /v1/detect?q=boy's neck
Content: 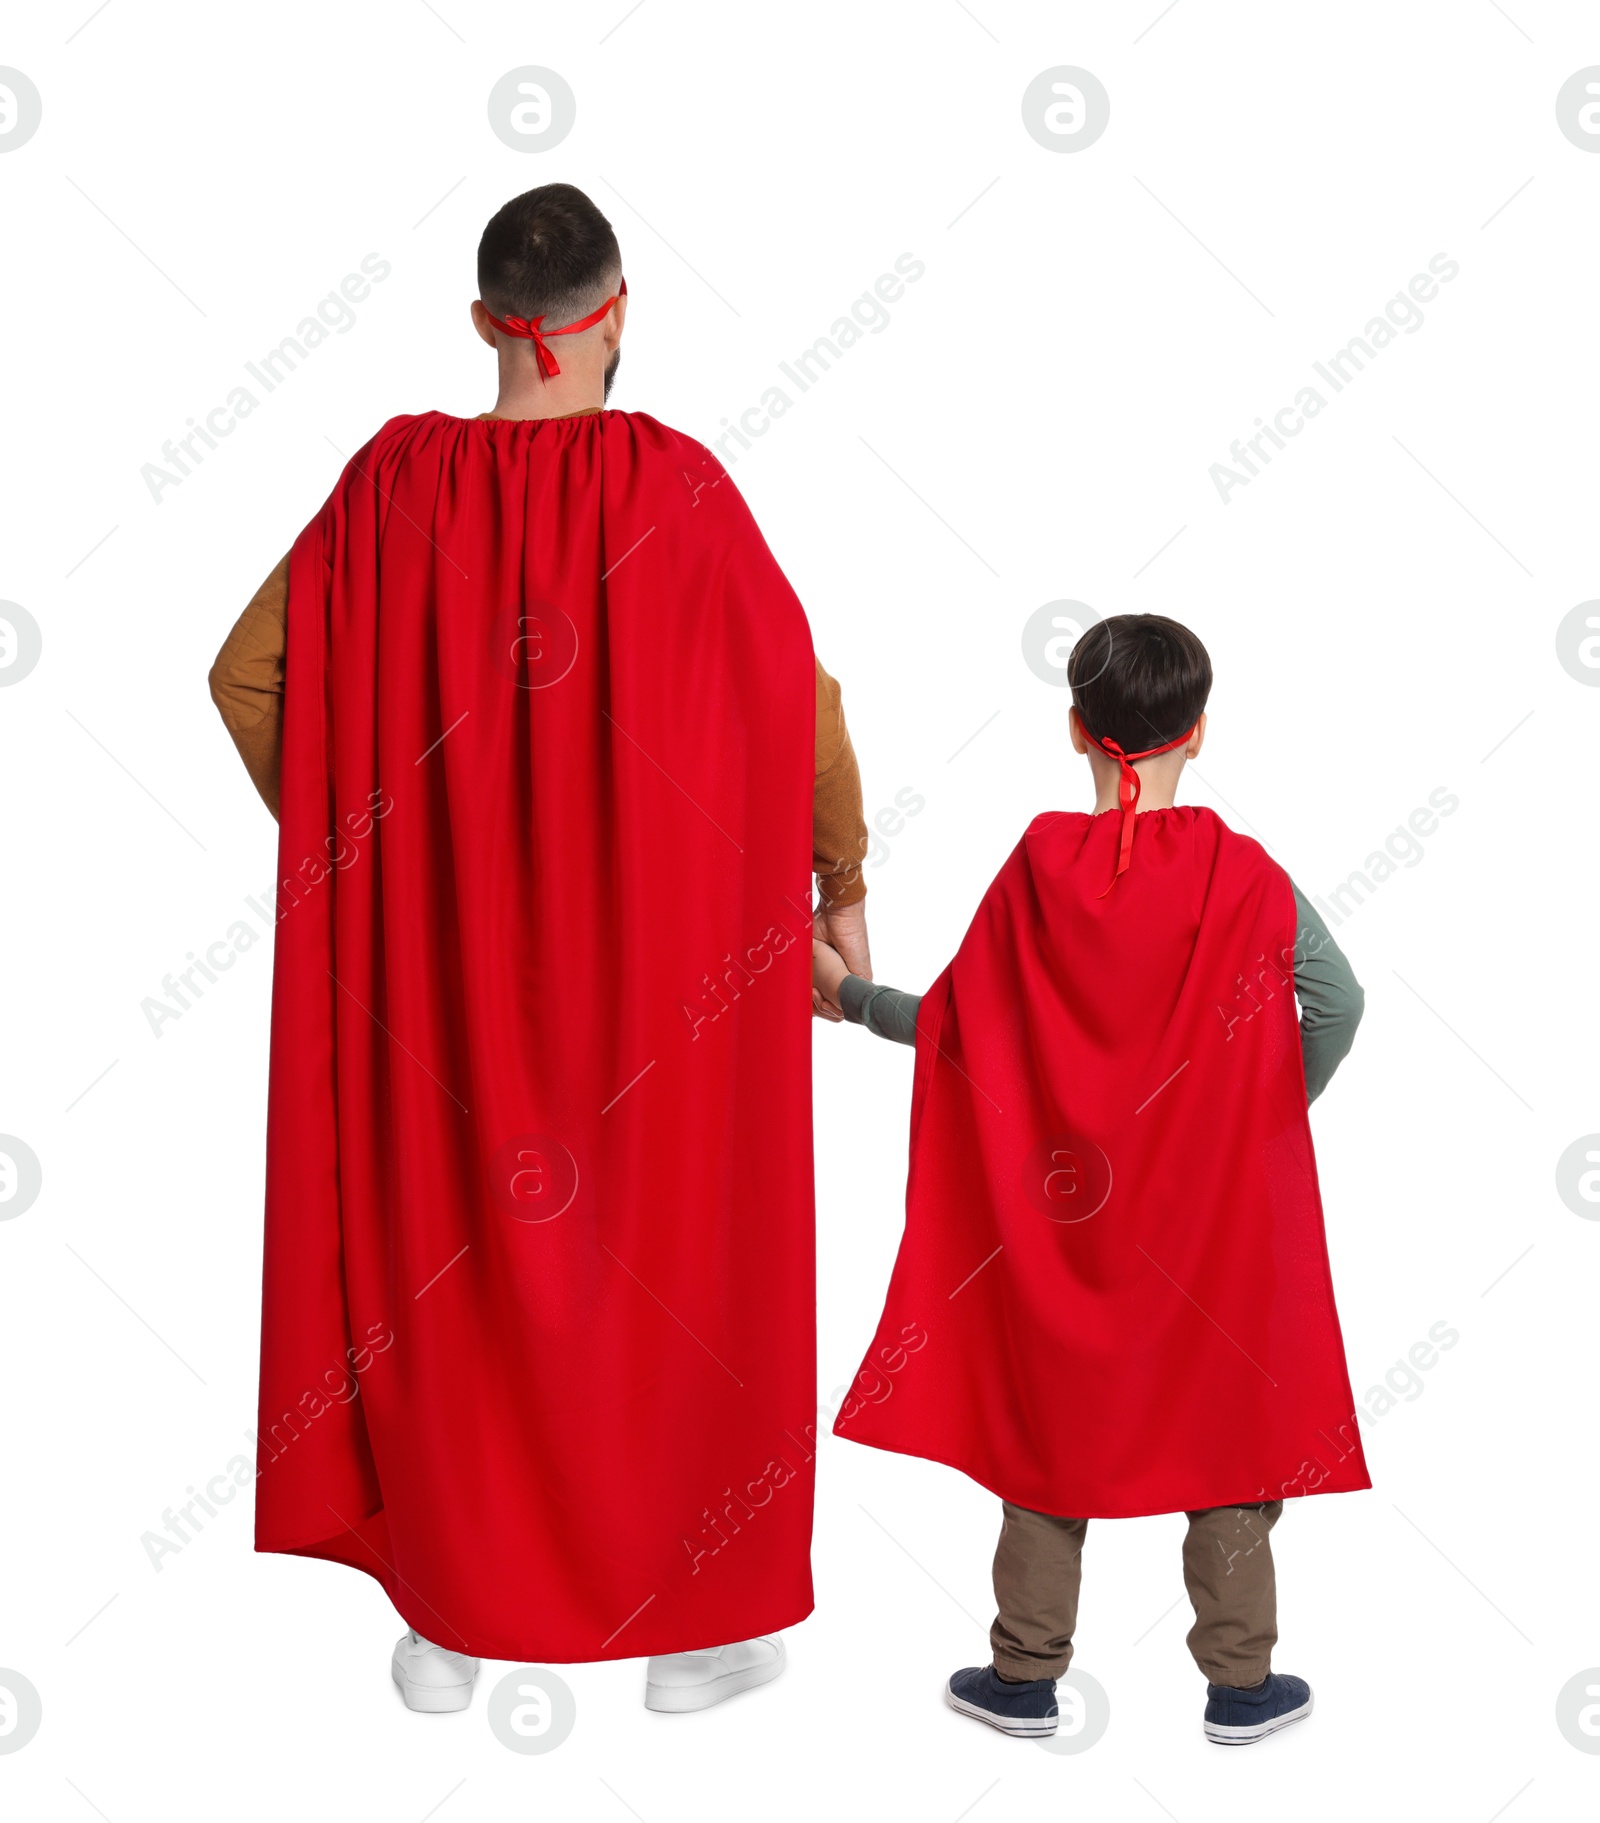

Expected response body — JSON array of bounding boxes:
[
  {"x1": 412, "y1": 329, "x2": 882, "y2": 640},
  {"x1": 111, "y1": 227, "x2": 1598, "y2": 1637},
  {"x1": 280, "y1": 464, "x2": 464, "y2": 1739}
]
[{"x1": 1089, "y1": 752, "x2": 1186, "y2": 816}]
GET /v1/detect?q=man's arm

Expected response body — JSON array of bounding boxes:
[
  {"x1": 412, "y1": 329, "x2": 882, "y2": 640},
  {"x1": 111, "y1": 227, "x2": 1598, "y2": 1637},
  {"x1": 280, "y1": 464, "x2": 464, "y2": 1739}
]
[
  {"x1": 811, "y1": 659, "x2": 871, "y2": 1015},
  {"x1": 208, "y1": 554, "x2": 289, "y2": 819},
  {"x1": 813, "y1": 660, "x2": 867, "y2": 910},
  {"x1": 206, "y1": 579, "x2": 877, "y2": 980},
  {"x1": 1290, "y1": 883, "x2": 1363, "y2": 1102}
]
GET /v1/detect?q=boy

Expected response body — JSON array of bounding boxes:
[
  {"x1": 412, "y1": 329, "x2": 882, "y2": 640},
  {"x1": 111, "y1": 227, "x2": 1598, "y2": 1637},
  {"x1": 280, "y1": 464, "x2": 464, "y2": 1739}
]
[{"x1": 814, "y1": 613, "x2": 1367, "y2": 1744}]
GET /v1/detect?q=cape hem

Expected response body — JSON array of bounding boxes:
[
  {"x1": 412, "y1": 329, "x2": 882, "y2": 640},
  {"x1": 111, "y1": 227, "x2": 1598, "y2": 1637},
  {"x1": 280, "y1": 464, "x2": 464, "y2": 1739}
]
[
  {"x1": 831, "y1": 1424, "x2": 1372, "y2": 1519},
  {"x1": 256, "y1": 1526, "x2": 816, "y2": 1663}
]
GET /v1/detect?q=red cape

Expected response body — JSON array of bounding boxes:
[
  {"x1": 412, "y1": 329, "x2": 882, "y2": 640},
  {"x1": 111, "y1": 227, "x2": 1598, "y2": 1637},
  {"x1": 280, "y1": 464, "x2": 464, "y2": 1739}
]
[
  {"x1": 834, "y1": 807, "x2": 1370, "y2": 1517},
  {"x1": 257, "y1": 411, "x2": 818, "y2": 1660}
]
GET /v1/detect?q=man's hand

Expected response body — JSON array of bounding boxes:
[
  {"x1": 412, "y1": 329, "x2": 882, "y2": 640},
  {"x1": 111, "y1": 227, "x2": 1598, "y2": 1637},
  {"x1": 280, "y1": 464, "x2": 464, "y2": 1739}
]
[{"x1": 813, "y1": 897, "x2": 870, "y2": 1022}]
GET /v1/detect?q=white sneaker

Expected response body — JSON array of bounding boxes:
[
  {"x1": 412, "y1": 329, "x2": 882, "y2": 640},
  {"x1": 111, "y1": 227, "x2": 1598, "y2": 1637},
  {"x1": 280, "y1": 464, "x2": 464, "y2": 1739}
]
[
  {"x1": 644, "y1": 1635, "x2": 787, "y2": 1713},
  {"x1": 390, "y1": 1629, "x2": 480, "y2": 1713}
]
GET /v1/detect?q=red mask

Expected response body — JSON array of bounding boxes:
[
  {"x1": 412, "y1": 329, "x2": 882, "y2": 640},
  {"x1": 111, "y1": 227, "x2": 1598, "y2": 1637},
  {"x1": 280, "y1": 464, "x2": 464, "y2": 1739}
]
[
  {"x1": 484, "y1": 278, "x2": 627, "y2": 380},
  {"x1": 1076, "y1": 714, "x2": 1198, "y2": 895}
]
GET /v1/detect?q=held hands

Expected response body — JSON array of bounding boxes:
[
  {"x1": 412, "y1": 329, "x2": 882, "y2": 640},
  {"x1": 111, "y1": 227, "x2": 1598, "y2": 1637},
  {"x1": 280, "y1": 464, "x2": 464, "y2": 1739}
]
[
  {"x1": 812, "y1": 937, "x2": 851, "y2": 1021},
  {"x1": 812, "y1": 896, "x2": 870, "y2": 1023}
]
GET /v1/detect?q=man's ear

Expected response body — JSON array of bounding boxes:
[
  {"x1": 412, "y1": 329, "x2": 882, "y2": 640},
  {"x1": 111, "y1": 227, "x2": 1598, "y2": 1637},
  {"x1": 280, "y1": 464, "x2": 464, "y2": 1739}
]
[
  {"x1": 1187, "y1": 710, "x2": 1208, "y2": 759},
  {"x1": 603, "y1": 289, "x2": 627, "y2": 351},
  {"x1": 1068, "y1": 706, "x2": 1088, "y2": 755},
  {"x1": 470, "y1": 300, "x2": 498, "y2": 349}
]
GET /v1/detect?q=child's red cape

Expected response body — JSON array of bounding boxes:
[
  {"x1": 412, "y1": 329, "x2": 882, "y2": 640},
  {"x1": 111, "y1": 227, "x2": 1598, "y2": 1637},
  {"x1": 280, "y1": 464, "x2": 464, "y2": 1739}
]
[
  {"x1": 257, "y1": 411, "x2": 818, "y2": 1659},
  {"x1": 834, "y1": 806, "x2": 1370, "y2": 1517}
]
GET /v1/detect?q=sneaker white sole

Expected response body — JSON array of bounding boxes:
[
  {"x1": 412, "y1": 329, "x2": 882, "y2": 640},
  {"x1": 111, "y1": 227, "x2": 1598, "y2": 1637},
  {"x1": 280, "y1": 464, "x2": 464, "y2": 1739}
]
[
  {"x1": 1204, "y1": 1691, "x2": 1313, "y2": 1744},
  {"x1": 644, "y1": 1640, "x2": 787, "y2": 1713},
  {"x1": 945, "y1": 1682, "x2": 1059, "y2": 1738},
  {"x1": 391, "y1": 1652, "x2": 476, "y2": 1714}
]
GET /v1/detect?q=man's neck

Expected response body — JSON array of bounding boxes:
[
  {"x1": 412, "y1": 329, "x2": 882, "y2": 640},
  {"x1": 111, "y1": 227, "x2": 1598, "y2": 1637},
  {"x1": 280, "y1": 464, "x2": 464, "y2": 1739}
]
[{"x1": 489, "y1": 355, "x2": 605, "y2": 422}]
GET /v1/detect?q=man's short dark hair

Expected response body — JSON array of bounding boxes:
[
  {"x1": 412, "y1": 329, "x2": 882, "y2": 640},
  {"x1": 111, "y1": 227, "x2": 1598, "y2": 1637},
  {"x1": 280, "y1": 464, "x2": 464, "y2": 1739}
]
[
  {"x1": 1067, "y1": 613, "x2": 1212, "y2": 751},
  {"x1": 477, "y1": 184, "x2": 622, "y2": 326}
]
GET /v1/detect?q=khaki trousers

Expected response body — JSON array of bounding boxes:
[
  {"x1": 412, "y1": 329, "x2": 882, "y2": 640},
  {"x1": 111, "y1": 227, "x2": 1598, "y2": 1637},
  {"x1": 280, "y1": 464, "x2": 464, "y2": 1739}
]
[{"x1": 989, "y1": 1500, "x2": 1283, "y2": 1688}]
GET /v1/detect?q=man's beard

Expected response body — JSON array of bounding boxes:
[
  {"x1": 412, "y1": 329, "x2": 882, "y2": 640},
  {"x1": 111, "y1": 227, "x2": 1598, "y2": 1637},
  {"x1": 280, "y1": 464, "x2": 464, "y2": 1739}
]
[{"x1": 603, "y1": 349, "x2": 621, "y2": 402}]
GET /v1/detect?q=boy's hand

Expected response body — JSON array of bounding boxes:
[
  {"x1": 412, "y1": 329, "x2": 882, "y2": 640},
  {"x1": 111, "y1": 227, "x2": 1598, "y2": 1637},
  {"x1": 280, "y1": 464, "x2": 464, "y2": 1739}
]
[{"x1": 812, "y1": 938, "x2": 851, "y2": 1022}]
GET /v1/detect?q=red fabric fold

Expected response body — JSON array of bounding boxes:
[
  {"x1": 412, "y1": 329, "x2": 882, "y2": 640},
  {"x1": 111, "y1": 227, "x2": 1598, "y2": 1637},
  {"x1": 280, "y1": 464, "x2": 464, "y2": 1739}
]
[
  {"x1": 834, "y1": 807, "x2": 1370, "y2": 1518},
  {"x1": 257, "y1": 409, "x2": 818, "y2": 1660}
]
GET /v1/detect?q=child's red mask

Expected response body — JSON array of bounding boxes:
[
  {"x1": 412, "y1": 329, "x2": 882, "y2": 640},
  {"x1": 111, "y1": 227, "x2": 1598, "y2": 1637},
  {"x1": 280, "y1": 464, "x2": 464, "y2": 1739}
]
[{"x1": 1076, "y1": 715, "x2": 1197, "y2": 895}]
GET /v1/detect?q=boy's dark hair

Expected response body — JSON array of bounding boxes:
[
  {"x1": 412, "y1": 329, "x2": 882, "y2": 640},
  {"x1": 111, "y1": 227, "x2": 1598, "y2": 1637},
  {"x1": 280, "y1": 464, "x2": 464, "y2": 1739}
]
[
  {"x1": 1067, "y1": 614, "x2": 1212, "y2": 752},
  {"x1": 477, "y1": 184, "x2": 622, "y2": 326}
]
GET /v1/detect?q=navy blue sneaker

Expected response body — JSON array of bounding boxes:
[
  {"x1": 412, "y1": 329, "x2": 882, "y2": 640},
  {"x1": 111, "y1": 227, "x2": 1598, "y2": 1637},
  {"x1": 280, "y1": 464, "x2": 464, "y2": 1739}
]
[
  {"x1": 945, "y1": 1665, "x2": 1059, "y2": 1738},
  {"x1": 1203, "y1": 1671, "x2": 1313, "y2": 1744}
]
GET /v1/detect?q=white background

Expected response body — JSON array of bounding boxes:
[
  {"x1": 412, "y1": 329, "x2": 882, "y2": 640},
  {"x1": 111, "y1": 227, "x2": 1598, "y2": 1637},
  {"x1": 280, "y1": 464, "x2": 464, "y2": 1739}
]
[{"x1": 3, "y1": 1, "x2": 1598, "y2": 1818}]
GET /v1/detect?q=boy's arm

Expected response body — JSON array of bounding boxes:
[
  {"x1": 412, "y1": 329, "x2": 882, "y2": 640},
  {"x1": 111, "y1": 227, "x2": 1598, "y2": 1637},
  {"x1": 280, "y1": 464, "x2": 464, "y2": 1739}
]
[
  {"x1": 838, "y1": 974, "x2": 920, "y2": 1047},
  {"x1": 1290, "y1": 882, "x2": 1363, "y2": 1102},
  {"x1": 208, "y1": 553, "x2": 290, "y2": 819}
]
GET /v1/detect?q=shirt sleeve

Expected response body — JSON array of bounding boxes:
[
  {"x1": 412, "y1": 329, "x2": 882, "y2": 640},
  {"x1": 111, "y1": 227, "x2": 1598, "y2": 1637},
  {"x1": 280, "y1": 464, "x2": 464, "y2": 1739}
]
[
  {"x1": 813, "y1": 659, "x2": 868, "y2": 908},
  {"x1": 208, "y1": 553, "x2": 289, "y2": 819},
  {"x1": 839, "y1": 973, "x2": 920, "y2": 1046},
  {"x1": 1290, "y1": 882, "x2": 1364, "y2": 1103}
]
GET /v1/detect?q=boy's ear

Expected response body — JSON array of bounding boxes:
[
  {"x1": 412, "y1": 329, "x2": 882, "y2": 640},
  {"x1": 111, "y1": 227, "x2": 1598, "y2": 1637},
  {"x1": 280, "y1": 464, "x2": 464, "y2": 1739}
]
[
  {"x1": 470, "y1": 300, "x2": 498, "y2": 349},
  {"x1": 1186, "y1": 711, "x2": 1208, "y2": 759},
  {"x1": 1068, "y1": 706, "x2": 1088, "y2": 755}
]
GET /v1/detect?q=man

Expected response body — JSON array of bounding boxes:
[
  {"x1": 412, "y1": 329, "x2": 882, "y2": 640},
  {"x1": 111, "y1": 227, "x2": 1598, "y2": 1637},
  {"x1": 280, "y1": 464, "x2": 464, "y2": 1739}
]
[{"x1": 209, "y1": 184, "x2": 870, "y2": 1714}]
